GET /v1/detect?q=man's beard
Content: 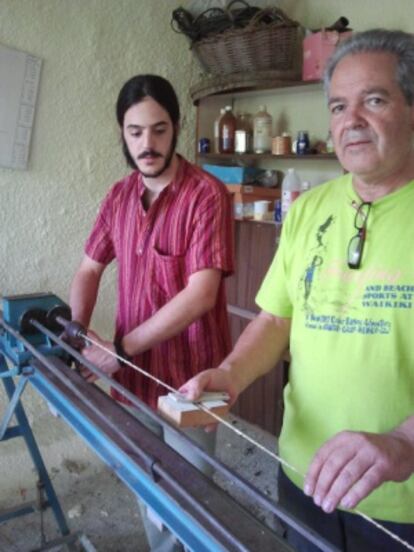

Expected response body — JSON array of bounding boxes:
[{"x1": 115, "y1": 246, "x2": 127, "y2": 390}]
[{"x1": 123, "y1": 132, "x2": 177, "y2": 178}]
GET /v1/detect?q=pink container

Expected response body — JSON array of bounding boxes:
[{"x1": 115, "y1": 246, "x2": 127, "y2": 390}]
[{"x1": 302, "y1": 30, "x2": 352, "y2": 81}]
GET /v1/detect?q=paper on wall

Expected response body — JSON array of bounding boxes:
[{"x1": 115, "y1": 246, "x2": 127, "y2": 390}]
[{"x1": 0, "y1": 43, "x2": 42, "y2": 170}]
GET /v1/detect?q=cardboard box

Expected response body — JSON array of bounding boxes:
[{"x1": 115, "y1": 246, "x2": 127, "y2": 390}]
[
  {"x1": 202, "y1": 164, "x2": 262, "y2": 184},
  {"x1": 226, "y1": 184, "x2": 280, "y2": 220},
  {"x1": 302, "y1": 30, "x2": 352, "y2": 81}
]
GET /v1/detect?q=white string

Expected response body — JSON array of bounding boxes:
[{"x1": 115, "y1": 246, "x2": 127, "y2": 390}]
[
  {"x1": 84, "y1": 334, "x2": 414, "y2": 552},
  {"x1": 194, "y1": 405, "x2": 414, "y2": 552}
]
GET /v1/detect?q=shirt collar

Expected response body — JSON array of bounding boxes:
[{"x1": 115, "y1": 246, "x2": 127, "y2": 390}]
[{"x1": 135, "y1": 154, "x2": 187, "y2": 199}]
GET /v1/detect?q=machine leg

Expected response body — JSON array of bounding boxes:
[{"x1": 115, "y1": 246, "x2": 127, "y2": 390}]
[{"x1": 0, "y1": 355, "x2": 70, "y2": 538}]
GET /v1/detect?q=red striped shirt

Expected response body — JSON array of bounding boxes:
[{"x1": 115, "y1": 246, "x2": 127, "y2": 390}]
[{"x1": 85, "y1": 157, "x2": 234, "y2": 408}]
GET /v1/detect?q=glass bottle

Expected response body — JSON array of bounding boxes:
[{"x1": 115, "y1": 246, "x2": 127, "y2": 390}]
[
  {"x1": 235, "y1": 112, "x2": 252, "y2": 153},
  {"x1": 214, "y1": 108, "x2": 226, "y2": 153},
  {"x1": 326, "y1": 131, "x2": 334, "y2": 153},
  {"x1": 219, "y1": 106, "x2": 236, "y2": 154},
  {"x1": 296, "y1": 131, "x2": 310, "y2": 155},
  {"x1": 253, "y1": 106, "x2": 273, "y2": 154}
]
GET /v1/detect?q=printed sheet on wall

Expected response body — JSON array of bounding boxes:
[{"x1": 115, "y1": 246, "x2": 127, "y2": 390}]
[{"x1": 0, "y1": 43, "x2": 42, "y2": 170}]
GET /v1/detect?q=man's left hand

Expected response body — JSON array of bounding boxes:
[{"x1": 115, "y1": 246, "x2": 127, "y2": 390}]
[
  {"x1": 304, "y1": 429, "x2": 414, "y2": 513},
  {"x1": 79, "y1": 330, "x2": 120, "y2": 382}
]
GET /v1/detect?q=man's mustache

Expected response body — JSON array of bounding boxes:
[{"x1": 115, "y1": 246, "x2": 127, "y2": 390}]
[
  {"x1": 343, "y1": 131, "x2": 372, "y2": 142},
  {"x1": 138, "y1": 150, "x2": 163, "y2": 159}
]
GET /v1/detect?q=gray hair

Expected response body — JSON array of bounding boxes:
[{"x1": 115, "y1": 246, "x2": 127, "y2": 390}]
[{"x1": 323, "y1": 29, "x2": 414, "y2": 105}]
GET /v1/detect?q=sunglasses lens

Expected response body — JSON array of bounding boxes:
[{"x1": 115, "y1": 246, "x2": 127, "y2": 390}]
[
  {"x1": 348, "y1": 234, "x2": 362, "y2": 268},
  {"x1": 355, "y1": 203, "x2": 370, "y2": 229},
  {"x1": 348, "y1": 202, "x2": 371, "y2": 269}
]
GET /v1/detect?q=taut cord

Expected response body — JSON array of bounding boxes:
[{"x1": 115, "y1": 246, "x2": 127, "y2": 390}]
[{"x1": 85, "y1": 334, "x2": 414, "y2": 552}]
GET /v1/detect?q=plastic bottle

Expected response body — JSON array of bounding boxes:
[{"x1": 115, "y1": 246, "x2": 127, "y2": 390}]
[
  {"x1": 281, "y1": 168, "x2": 302, "y2": 221},
  {"x1": 253, "y1": 105, "x2": 273, "y2": 154},
  {"x1": 214, "y1": 108, "x2": 226, "y2": 153},
  {"x1": 219, "y1": 106, "x2": 236, "y2": 154}
]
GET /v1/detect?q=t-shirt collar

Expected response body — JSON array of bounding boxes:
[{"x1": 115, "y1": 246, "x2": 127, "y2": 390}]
[{"x1": 346, "y1": 173, "x2": 414, "y2": 207}]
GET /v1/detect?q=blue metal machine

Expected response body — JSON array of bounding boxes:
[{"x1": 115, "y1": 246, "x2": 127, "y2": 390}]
[
  {"x1": 0, "y1": 293, "x2": 335, "y2": 552},
  {"x1": 0, "y1": 293, "x2": 85, "y2": 551}
]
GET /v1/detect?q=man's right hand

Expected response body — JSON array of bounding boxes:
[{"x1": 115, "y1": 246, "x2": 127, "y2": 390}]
[
  {"x1": 179, "y1": 311, "x2": 291, "y2": 429},
  {"x1": 179, "y1": 367, "x2": 240, "y2": 406},
  {"x1": 178, "y1": 368, "x2": 240, "y2": 431},
  {"x1": 79, "y1": 330, "x2": 121, "y2": 382},
  {"x1": 60, "y1": 329, "x2": 85, "y2": 352}
]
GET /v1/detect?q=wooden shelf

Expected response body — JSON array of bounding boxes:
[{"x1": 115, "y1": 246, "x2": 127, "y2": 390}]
[
  {"x1": 234, "y1": 217, "x2": 278, "y2": 225},
  {"x1": 190, "y1": 72, "x2": 322, "y2": 104},
  {"x1": 198, "y1": 152, "x2": 337, "y2": 162}
]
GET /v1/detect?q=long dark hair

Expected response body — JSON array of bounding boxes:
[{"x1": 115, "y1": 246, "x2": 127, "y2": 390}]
[{"x1": 116, "y1": 75, "x2": 180, "y2": 168}]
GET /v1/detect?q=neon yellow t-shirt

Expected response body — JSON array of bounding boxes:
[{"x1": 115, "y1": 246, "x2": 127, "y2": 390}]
[{"x1": 256, "y1": 173, "x2": 414, "y2": 523}]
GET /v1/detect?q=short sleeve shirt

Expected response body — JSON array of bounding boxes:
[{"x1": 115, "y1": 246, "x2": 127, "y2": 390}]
[
  {"x1": 85, "y1": 157, "x2": 234, "y2": 408},
  {"x1": 256, "y1": 174, "x2": 414, "y2": 523}
]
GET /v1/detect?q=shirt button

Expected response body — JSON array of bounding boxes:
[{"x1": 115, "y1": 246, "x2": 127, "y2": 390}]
[{"x1": 138, "y1": 247, "x2": 143, "y2": 255}]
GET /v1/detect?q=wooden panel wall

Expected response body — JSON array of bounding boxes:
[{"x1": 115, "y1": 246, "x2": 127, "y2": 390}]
[{"x1": 226, "y1": 220, "x2": 287, "y2": 436}]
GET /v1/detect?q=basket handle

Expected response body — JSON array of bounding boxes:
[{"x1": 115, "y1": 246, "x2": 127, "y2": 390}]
[
  {"x1": 226, "y1": 0, "x2": 252, "y2": 16},
  {"x1": 192, "y1": 7, "x2": 229, "y2": 28},
  {"x1": 245, "y1": 7, "x2": 298, "y2": 29},
  {"x1": 170, "y1": 7, "x2": 195, "y2": 36},
  {"x1": 226, "y1": 0, "x2": 258, "y2": 25}
]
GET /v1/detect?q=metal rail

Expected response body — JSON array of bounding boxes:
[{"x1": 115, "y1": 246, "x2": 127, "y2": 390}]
[
  {"x1": 0, "y1": 313, "x2": 340, "y2": 552},
  {"x1": 29, "y1": 356, "x2": 291, "y2": 551}
]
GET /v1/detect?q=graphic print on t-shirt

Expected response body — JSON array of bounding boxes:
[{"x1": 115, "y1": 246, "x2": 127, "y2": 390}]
[{"x1": 299, "y1": 214, "x2": 335, "y2": 311}]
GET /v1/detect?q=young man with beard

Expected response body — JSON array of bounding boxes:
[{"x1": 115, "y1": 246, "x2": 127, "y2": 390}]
[
  {"x1": 69, "y1": 74, "x2": 234, "y2": 551},
  {"x1": 180, "y1": 30, "x2": 414, "y2": 551}
]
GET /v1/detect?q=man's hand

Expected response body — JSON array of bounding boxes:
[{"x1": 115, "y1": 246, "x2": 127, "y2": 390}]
[
  {"x1": 179, "y1": 368, "x2": 240, "y2": 431},
  {"x1": 60, "y1": 332, "x2": 85, "y2": 352},
  {"x1": 179, "y1": 368, "x2": 239, "y2": 404},
  {"x1": 304, "y1": 429, "x2": 414, "y2": 513},
  {"x1": 80, "y1": 330, "x2": 120, "y2": 382}
]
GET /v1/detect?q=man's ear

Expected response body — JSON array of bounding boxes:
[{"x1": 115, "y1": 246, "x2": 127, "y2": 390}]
[{"x1": 174, "y1": 123, "x2": 181, "y2": 136}]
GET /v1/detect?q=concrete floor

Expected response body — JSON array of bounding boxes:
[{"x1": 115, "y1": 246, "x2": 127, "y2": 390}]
[{"x1": 0, "y1": 414, "x2": 282, "y2": 552}]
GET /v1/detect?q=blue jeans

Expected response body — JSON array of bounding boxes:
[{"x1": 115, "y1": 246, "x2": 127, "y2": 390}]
[{"x1": 278, "y1": 468, "x2": 414, "y2": 552}]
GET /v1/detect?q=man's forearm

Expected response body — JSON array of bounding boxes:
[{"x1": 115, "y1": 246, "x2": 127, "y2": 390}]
[
  {"x1": 219, "y1": 311, "x2": 291, "y2": 395},
  {"x1": 69, "y1": 269, "x2": 101, "y2": 327},
  {"x1": 122, "y1": 268, "x2": 220, "y2": 356},
  {"x1": 122, "y1": 282, "x2": 215, "y2": 356}
]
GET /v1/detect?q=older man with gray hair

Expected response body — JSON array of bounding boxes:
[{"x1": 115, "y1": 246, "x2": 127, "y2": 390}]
[{"x1": 181, "y1": 29, "x2": 414, "y2": 551}]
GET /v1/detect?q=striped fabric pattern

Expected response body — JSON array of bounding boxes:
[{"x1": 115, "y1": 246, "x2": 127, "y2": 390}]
[{"x1": 85, "y1": 157, "x2": 235, "y2": 408}]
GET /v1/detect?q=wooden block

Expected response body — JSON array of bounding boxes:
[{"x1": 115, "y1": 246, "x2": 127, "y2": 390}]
[{"x1": 157, "y1": 393, "x2": 230, "y2": 428}]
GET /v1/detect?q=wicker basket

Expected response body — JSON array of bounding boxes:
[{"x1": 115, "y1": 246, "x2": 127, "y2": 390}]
[{"x1": 192, "y1": 8, "x2": 300, "y2": 75}]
